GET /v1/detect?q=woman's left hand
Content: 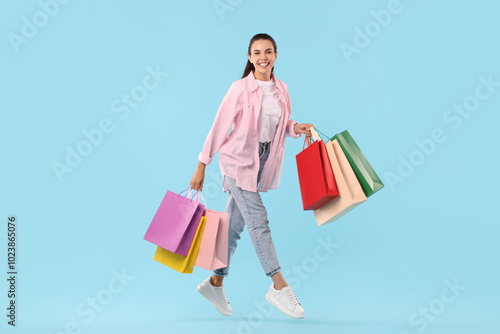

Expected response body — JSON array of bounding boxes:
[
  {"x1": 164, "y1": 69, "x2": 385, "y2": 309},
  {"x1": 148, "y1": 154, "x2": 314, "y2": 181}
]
[{"x1": 294, "y1": 123, "x2": 315, "y2": 136}]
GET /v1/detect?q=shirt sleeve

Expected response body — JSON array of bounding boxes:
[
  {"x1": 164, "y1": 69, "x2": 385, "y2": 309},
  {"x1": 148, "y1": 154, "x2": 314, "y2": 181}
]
[
  {"x1": 286, "y1": 119, "x2": 300, "y2": 138},
  {"x1": 284, "y1": 88, "x2": 301, "y2": 138},
  {"x1": 198, "y1": 82, "x2": 240, "y2": 166}
]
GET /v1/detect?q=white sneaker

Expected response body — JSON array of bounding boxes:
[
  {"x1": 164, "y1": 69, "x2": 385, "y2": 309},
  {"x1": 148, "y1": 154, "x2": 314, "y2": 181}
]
[
  {"x1": 197, "y1": 276, "x2": 233, "y2": 316},
  {"x1": 265, "y1": 283, "x2": 305, "y2": 319}
]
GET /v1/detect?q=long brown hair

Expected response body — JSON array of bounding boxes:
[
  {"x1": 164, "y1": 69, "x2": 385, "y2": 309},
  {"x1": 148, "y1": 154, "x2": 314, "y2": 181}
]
[{"x1": 241, "y1": 33, "x2": 277, "y2": 79}]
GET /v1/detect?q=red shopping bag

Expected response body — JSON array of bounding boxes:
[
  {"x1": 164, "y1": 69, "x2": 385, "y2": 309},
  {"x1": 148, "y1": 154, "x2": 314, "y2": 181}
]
[{"x1": 295, "y1": 127, "x2": 339, "y2": 210}]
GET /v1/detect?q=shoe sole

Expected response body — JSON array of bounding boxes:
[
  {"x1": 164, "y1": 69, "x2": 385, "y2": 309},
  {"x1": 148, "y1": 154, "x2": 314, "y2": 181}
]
[
  {"x1": 197, "y1": 283, "x2": 232, "y2": 316},
  {"x1": 265, "y1": 292, "x2": 305, "y2": 319}
]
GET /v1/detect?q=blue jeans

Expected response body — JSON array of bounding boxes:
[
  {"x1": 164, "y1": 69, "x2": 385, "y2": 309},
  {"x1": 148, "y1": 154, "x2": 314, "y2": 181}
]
[{"x1": 213, "y1": 141, "x2": 282, "y2": 278}]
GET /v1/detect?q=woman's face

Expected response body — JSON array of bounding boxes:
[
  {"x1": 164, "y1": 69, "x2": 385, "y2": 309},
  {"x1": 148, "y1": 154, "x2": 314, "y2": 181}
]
[{"x1": 248, "y1": 39, "x2": 277, "y2": 79}]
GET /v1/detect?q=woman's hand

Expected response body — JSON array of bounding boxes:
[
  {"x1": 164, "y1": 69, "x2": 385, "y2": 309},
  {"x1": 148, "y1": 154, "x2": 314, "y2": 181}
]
[
  {"x1": 294, "y1": 123, "x2": 315, "y2": 136},
  {"x1": 190, "y1": 162, "x2": 206, "y2": 191}
]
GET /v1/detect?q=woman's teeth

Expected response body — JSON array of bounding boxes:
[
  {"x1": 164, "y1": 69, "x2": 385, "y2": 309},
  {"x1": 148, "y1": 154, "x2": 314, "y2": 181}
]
[{"x1": 259, "y1": 63, "x2": 269, "y2": 68}]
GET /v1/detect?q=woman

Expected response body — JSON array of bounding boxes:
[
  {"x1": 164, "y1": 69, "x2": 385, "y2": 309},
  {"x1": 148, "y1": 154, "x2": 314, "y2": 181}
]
[{"x1": 190, "y1": 33, "x2": 314, "y2": 319}]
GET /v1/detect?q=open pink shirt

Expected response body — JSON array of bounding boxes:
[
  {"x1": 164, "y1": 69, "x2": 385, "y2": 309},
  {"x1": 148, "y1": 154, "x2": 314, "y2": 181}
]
[{"x1": 198, "y1": 71, "x2": 302, "y2": 193}]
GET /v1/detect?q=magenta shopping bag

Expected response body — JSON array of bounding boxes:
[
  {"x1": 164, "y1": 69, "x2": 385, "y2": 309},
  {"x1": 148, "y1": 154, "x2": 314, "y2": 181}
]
[{"x1": 143, "y1": 187, "x2": 205, "y2": 257}]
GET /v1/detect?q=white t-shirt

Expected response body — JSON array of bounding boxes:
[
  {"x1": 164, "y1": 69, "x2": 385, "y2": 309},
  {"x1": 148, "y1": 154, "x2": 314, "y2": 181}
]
[{"x1": 256, "y1": 77, "x2": 282, "y2": 143}]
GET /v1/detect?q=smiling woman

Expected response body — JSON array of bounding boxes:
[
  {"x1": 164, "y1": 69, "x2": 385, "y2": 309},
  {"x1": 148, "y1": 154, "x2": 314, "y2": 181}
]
[
  {"x1": 190, "y1": 33, "x2": 314, "y2": 319},
  {"x1": 243, "y1": 36, "x2": 278, "y2": 80}
]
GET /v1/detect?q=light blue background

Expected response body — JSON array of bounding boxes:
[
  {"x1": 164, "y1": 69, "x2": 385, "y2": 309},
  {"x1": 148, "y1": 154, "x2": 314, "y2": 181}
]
[{"x1": 1, "y1": 1, "x2": 499, "y2": 333}]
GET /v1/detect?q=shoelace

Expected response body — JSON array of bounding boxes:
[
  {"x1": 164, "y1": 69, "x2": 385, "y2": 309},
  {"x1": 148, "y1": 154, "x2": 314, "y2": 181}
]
[
  {"x1": 218, "y1": 286, "x2": 230, "y2": 305},
  {"x1": 285, "y1": 288, "x2": 300, "y2": 307}
]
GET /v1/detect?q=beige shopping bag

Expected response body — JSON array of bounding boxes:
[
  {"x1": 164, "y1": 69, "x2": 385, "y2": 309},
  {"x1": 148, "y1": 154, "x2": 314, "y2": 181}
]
[{"x1": 313, "y1": 139, "x2": 367, "y2": 225}]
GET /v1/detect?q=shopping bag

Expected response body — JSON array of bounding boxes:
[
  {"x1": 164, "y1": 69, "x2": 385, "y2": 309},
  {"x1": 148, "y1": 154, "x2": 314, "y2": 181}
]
[
  {"x1": 195, "y1": 208, "x2": 229, "y2": 270},
  {"x1": 296, "y1": 127, "x2": 339, "y2": 210},
  {"x1": 143, "y1": 187, "x2": 205, "y2": 257},
  {"x1": 153, "y1": 216, "x2": 207, "y2": 274},
  {"x1": 332, "y1": 130, "x2": 384, "y2": 197},
  {"x1": 313, "y1": 139, "x2": 368, "y2": 225}
]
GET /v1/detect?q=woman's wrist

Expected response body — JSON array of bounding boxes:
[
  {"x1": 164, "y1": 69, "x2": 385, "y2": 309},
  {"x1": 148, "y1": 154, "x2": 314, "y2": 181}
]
[{"x1": 293, "y1": 122, "x2": 299, "y2": 134}]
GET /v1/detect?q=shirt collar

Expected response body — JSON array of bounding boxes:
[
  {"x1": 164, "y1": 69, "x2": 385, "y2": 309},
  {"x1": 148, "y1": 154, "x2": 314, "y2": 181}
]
[{"x1": 245, "y1": 70, "x2": 284, "y2": 97}]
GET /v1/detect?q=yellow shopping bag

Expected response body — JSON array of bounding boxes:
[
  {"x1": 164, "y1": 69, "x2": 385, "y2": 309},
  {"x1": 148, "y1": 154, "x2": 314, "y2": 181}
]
[{"x1": 153, "y1": 216, "x2": 207, "y2": 273}]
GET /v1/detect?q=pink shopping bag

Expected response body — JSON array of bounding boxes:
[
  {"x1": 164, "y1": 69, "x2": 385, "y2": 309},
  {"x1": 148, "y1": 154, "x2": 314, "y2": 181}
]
[
  {"x1": 313, "y1": 139, "x2": 367, "y2": 225},
  {"x1": 195, "y1": 208, "x2": 229, "y2": 270},
  {"x1": 143, "y1": 187, "x2": 205, "y2": 257}
]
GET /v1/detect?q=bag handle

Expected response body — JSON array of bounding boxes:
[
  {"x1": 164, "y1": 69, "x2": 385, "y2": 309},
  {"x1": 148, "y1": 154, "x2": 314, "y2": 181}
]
[
  {"x1": 302, "y1": 126, "x2": 327, "y2": 151},
  {"x1": 309, "y1": 127, "x2": 321, "y2": 142},
  {"x1": 187, "y1": 187, "x2": 198, "y2": 202},
  {"x1": 199, "y1": 191, "x2": 207, "y2": 206},
  {"x1": 313, "y1": 127, "x2": 332, "y2": 141},
  {"x1": 302, "y1": 135, "x2": 312, "y2": 150},
  {"x1": 177, "y1": 187, "x2": 191, "y2": 197},
  {"x1": 302, "y1": 126, "x2": 322, "y2": 150},
  {"x1": 186, "y1": 187, "x2": 206, "y2": 205}
]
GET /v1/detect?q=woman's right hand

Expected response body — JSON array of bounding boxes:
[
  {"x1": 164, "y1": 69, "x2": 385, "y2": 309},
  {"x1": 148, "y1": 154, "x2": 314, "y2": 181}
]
[{"x1": 190, "y1": 162, "x2": 206, "y2": 191}]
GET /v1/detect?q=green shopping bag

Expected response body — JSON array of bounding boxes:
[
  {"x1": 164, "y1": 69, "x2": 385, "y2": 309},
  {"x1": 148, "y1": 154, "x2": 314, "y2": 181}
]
[{"x1": 332, "y1": 130, "x2": 384, "y2": 197}]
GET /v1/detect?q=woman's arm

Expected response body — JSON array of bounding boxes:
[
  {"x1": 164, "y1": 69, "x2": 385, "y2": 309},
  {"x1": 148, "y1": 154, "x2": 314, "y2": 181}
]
[
  {"x1": 191, "y1": 82, "x2": 240, "y2": 191},
  {"x1": 284, "y1": 87, "x2": 313, "y2": 137},
  {"x1": 286, "y1": 119, "x2": 301, "y2": 138},
  {"x1": 190, "y1": 161, "x2": 206, "y2": 191},
  {"x1": 198, "y1": 82, "x2": 240, "y2": 166},
  {"x1": 294, "y1": 122, "x2": 315, "y2": 136}
]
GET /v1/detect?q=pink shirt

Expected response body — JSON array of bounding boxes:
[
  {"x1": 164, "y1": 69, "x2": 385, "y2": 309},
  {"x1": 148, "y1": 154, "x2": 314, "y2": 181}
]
[{"x1": 198, "y1": 71, "x2": 302, "y2": 193}]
